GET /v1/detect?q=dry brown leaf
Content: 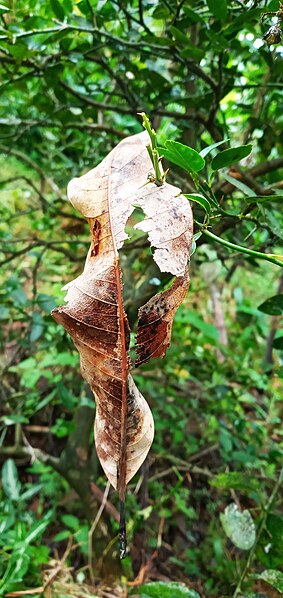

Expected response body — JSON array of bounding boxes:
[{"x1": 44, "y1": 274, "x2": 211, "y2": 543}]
[{"x1": 52, "y1": 130, "x2": 193, "y2": 555}]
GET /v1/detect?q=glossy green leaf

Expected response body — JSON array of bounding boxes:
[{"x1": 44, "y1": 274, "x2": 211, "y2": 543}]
[
  {"x1": 257, "y1": 569, "x2": 283, "y2": 593},
  {"x1": 134, "y1": 581, "x2": 200, "y2": 597},
  {"x1": 200, "y1": 139, "x2": 229, "y2": 158},
  {"x1": 159, "y1": 141, "x2": 205, "y2": 173},
  {"x1": 2, "y1": 459, "x2": 21, "y2": 501},
  {"x1": 220, "y1": 503, "x2": 256, "y2": 550},
  {"x1": 184, "y1": 193, "x2": 211, "y2": 214},
  {"x1": 211, "y1": 145, "x2": 252, "y2": 171},
  {"x1": 206, "y1": 0, "x2": 227, "y2": 19},
  {"x1": 50, "y1": 0, "x2": 65, "y2": 20},
  {"x1": 258, "y1": 294, "x2": 283, "y2": 315}
]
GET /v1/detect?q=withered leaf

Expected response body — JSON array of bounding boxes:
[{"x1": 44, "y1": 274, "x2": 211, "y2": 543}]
[{"x1": 52, "y1": 130, "x2": 193, "y2": 555}]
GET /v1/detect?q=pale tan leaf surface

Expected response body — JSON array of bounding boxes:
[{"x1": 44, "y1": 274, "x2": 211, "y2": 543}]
[
  {"x1": 52, "y1": 130, "x2": 193, "y2": 504},
  {"x1": 135, "y1": 183, "x2": 192, "y2": 276}
]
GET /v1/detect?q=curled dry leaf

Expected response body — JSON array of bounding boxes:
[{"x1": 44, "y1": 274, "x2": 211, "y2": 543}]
[{"x1": 52, "y1": 130, "x2": 193, "y2": 555}]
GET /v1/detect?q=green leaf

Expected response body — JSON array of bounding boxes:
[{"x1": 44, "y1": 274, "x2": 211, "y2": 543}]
[
  {"x1": 258, "y1": 294, "x2": 283, "y2": 316},
  {"x1": 190, "y1": 232, "x2": 202, "y2": 257},
  {"x1": 30, "y1": 312, "x2": 45, "y2": 342},
  {"x1": 37, "y1": 293, "x2": 57, "y2": 312},
  {"x1": 23, "y1": 512, "x2": 52, "y2": 546},
  {"x1": 211, "y1": 145, "x2": 252, "y2": 171},
  {"x1": 1, "y1": 414, "x2": 28, "y2": 425},
  {"x1": 211, "y1": 472, "x2": 260, "y2": 492},
  {"x1": 61, "y1": 514, "x2": 80, "y2": 530},
  {"x1": 170, "y1": 26, "x2": 189, "y2": 46},
  {"x1": 184, "y1": 193, "x2": 211, "y2": 214},
  {"x1": 222, "y1": 173, "x2": 255, "y2": 196},
  {"x1": 0, "y1": 3, "x2": 10, "y2": 13},
  {"x1": 53, "y1": 529, "x2": 72, "y2": 542},
  {"x1": 200, "y1": 139, "x2": 229, "y2": 158},
  {"x1": 2, "y1": 459, "x2": 21, "y2": 501},
  {"x1": 220, "y1": 503, "x2": 256, "y2": 550},
  {"x1": 133, "y1": 581, "x2": 200, "y2": 597},
  {"x1": 50, "y1": 0, "x2": 65, "y2": 20},
  {"x1": 78, "y1": 0, "x2": 93, "y2": 15},
  {"x1": 159, "y1": 141, "x2": 205, "y2": 173},
  {"x1": 273, "y1": 335, "x2": 283, "y2": 350},
  {"x1": 206, "y1": 0, "x2": 227, "y2": 20},
  {"x1": 256, "y1": 569, "x2": 283, "y2": 593}
]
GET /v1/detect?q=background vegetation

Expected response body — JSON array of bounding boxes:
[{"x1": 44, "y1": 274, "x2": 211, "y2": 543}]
[{"x1": 0, "y1": 0, "x2": 282, "y2": 597}]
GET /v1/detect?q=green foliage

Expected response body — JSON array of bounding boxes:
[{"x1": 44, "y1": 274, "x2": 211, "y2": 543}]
[
  {"x1": 132, "y1": 581, "x2": 200, "y2": 597},
  {"x1": 211, "y1": 145, "x2": 253, "y2": 171},
  {"x1": 0, "y1": 460, "x2": 53, "y2": 595},
  {"x1": 158, "y1": 141, "x2": 205, "y2": 173}
]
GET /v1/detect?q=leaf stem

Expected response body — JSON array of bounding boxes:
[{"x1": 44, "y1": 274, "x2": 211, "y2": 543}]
[
  {"x1": 199, "y1": 226, "x2": 283, "y2": 267},
  {"x1": 139, "y1": 112, "x2": 165, "y2": 185},
  {"x1": 232, "y1": 467, "x2": 283, "y2": 597}
]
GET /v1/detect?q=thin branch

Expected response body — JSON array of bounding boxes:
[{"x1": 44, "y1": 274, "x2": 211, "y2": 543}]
[
  {"x1": 200, "y1": 227, "x2": 283, "y2": 267},
  {"x1": 0, "y1": 240, "x2": 84, "y2": 267},
  {"x1": 0, "y1": 144, "x2": 64, "y2": 198},
  {"x1": 249, "y1": 156, "x2": 283, "y2": 176},
  {"x1": 60, "y1": 81, "x2": 209, "y2": 126},
  {"x1": 0, "y1": 175, "x2": 48, "y2": 209},
  {"x1": 0, "y1": 118, "x2": 127, "y2": 138},
  {"x1": 0, "y1": 23, "x2": 170, "y2": 52}
]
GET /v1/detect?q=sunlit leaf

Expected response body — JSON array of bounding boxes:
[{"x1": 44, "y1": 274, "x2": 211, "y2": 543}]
[
  {"x1": 159, "y1": 141, "x2": 205, "y2": 173},
  {"x1": 184, "y1": 193, "x2": 211, "y2": 213},
  {"x1": 220, "y1": 503, "x2": 256, "y2": 550}
]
